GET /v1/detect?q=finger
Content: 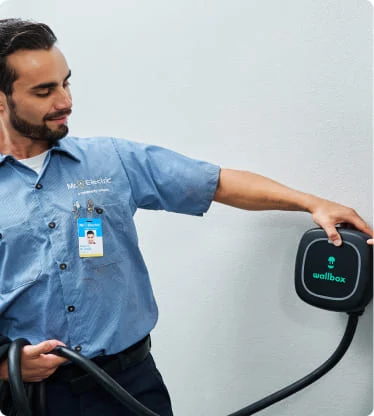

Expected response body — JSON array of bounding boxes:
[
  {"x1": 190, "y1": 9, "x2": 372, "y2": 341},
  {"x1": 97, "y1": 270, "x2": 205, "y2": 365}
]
[
  {"x1": 21, "y1": 353, "x2": 68, "y2": 381},
  {"x1": 355, "y1": 222, "x2": 373, "y2": 237},
  {"x1": 23, "y1": 340, "x2": 66, "y2": 359},
  {"x1": 41, "y1": 352, "x2": 69, "y2": 366},
  {"x1": 345, "y1": 214, "x2": 373, "y2": 237},
  {"x1": 322, "y1": 224, "x2": 342, "y2": 246},
  {"x1": 367, "y1": 239, "x2": 374, "y2": 245}
]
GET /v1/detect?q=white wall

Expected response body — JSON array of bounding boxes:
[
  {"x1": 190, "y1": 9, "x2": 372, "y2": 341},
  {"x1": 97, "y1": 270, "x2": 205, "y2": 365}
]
[{"x1": 1, "y1": 1, "x2": 373, "y2": 415}]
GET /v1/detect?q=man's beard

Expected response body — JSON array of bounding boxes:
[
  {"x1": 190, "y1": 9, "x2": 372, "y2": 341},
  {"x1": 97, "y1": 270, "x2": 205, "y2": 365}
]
[{"x1": 7, "y1": 96, "x2": 70, "y2": 145}]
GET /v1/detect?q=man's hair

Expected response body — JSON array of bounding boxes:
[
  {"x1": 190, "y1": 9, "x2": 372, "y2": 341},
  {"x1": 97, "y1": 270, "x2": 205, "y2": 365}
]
[
  {"x1": 0, "y1": 18, "x2": 57, "y2": 95},
  {"x1": 87, "y1": 230, "x2": 95, "y2": 236}
]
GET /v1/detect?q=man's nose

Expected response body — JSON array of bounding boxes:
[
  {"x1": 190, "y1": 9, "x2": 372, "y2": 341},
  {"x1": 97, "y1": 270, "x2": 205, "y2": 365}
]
[{"x1": 54, "y1": 87, "x2": 72, "y2": 110}]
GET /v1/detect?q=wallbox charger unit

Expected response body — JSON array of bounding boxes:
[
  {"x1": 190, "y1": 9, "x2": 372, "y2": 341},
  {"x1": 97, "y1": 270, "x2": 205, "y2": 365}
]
[
  {"x1": 295, "y1": 227, "x2": 373, "y2": 313},
  {"x1": 229, "y1": 227, "x2": 373, "y2": 416},
  {"x1": 4, "y1": 227, "x2": 373, "y2": 416}
]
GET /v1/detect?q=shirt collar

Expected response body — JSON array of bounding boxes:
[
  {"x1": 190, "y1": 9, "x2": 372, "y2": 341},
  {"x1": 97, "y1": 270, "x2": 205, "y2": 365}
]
[
  {"x1": 50, "y1": 137, "x2": 81, "y2": 162},
  {"x1": 0, "y1": 154, "x2": 9, "y2": 164},
  {"x1": 0, "y1": 136, "x2": 81, "y2": 165}
]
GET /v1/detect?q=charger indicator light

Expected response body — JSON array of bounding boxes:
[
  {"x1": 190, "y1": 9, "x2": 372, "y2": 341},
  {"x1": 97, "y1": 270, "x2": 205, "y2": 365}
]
[{"x1": 327, "y1": 256, "x2": 336, "y2": 269}]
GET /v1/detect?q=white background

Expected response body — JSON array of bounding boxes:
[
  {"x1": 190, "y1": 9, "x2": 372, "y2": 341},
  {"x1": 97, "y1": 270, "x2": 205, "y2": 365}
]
[{"x1": 1, "y1": 1, "x2": 373, "y2": 415}]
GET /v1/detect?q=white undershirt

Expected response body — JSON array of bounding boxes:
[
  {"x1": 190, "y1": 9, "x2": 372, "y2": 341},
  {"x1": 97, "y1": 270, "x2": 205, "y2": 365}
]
[{"x1": 19, "y1": 150, "x2": 48, "y2": 174}]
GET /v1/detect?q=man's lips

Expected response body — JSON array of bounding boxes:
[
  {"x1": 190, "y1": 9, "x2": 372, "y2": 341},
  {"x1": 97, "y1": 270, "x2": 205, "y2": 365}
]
[
  {"x1": 45, "y1": 112, "x2": 72, "y2": 126},
  {"x1": 47, "y1": 116, "x2": 68, "y2": 125},
  {"x1": 45, "y1": 110, "x2": 72, "y2": 122}
]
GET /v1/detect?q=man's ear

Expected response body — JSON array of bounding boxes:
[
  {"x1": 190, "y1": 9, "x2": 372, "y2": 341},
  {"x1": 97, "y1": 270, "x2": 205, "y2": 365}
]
[{"x1": 0, "y1": 92, "x2": 6, "y2": 112}]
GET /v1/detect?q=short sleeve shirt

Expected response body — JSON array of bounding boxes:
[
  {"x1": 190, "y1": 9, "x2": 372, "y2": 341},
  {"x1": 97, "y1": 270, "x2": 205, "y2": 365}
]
[{"x1": 0, "y1": 137, "x2": 220, "y2": 357}]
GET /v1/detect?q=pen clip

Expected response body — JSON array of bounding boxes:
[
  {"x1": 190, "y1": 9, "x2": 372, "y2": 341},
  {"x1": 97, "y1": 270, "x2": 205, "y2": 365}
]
[
  {"x1": 73, "y1": 201, "x2": 81, "y2": 219},
  {"x1": 87, "y1": 199, "x2": 95, "y2": 217}
]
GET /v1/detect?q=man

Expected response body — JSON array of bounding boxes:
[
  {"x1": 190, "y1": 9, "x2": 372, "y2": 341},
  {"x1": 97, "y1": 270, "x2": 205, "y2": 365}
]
[{"x1": 0, "y1": 18, "x2": 372, "y2": 416}]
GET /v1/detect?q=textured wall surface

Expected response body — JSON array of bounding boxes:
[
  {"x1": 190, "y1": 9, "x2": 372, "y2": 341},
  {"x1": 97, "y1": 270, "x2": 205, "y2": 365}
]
[{"x1": 1, "y1": 1, "x2": 372, "y2": 415}]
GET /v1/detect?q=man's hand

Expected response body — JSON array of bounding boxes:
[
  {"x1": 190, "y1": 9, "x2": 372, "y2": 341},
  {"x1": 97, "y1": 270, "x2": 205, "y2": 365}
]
[
  {"x1": 307, "y1": 196, "x2": 374, "y2": 246},
  {"x1": 0, "y1": 340, "x2": 68, "y2": 382}
]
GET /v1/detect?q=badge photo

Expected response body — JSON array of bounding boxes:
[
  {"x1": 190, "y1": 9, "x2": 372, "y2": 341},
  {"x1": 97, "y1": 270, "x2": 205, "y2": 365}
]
[{"x1": 78, "y1": 218, "x2": 104, "y2": 257}]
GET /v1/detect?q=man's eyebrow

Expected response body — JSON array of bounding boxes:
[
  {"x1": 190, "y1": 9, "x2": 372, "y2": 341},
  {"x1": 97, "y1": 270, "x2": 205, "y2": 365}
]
[{"x1": 30, "y1": 70, "x2": 72, "y2": 91}]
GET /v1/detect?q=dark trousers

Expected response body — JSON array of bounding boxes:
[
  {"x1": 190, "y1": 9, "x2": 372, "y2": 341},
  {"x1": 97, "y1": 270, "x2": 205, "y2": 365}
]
[{"x1": 45, "y1": 354, "x2": 173, "y2": 416}]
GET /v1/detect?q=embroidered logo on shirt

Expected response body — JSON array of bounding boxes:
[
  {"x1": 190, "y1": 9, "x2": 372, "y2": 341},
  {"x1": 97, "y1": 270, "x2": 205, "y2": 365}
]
[
  {"x1": 67, "y1": 177, "x2": 112, "y2": 190},
  {"x1": 67, "y1": 177, "x2": 112, "y2": 195}
]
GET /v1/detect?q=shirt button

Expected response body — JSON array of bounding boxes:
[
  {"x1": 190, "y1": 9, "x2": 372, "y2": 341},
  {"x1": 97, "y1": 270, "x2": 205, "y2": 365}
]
[
  {"x1": 59, "y1": 263, "x2": 67, "y2": 270},
  {"x1": 75, "y1": 345, "x2": 82, "y2": 352},
  {"x1": 67, "y1": 306, "x2": 75, "y2": 312},
  {"x1": 95, "y1": 208, "x2": 103, "y2": 214},
  {"x1": 35, "y1": 183, "x2": 43, "y2": 189},
  {"x1": 48, "y1": 222, "x2": 56, "y2": 229}
]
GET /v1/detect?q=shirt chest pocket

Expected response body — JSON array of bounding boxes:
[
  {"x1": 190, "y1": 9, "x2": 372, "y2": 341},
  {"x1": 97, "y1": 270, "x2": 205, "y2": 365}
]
[
  {"x1": 74, "y1": 202, "x2": 134, "y2": 271},
  {"x1": 0, "y1": 220, "x2": 43, "y2": 294}
]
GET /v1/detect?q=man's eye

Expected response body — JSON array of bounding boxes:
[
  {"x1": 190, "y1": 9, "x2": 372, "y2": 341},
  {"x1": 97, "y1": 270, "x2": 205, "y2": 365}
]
[{"x1": 35, "y1": 91, "x2": 51, "y2": 97}]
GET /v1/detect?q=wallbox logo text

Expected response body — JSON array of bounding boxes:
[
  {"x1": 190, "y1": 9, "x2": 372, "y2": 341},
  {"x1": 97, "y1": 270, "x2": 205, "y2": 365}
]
[{"x1": 312, "y1": 272, "x2": 346, "y2": 284}]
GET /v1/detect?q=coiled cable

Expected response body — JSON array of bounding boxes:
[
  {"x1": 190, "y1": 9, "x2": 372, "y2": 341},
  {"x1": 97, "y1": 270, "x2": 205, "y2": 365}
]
[
  {"x1": 5, "y1": 312, "x2": 360, "y2": 416},
  {"x1": 7, "y1": 338, "x2": 159, "y2": 416}
]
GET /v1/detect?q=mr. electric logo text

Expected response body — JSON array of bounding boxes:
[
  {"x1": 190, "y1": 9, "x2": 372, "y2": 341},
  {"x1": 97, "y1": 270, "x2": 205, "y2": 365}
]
[{"x1": 66, "y1": 177, "x2": 112, "y2": 190}]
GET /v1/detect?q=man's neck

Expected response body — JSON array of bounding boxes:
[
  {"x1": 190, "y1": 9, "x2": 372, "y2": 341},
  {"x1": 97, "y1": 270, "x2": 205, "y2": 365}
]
[{"x1": 0, "y1": 126, "x2": 50, "y2": 160}]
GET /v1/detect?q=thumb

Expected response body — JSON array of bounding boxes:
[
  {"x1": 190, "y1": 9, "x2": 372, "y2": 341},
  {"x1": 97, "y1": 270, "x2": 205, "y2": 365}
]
[
  {"x1": 23, "y1": 340, "x2": 65, "y2": 359},
  {"x1": 323, "y1": 225, "x2": 342, "y2": 247}
]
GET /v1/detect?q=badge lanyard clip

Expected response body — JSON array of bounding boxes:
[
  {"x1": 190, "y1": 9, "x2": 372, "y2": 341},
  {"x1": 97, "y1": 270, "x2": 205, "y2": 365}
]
[
  {"x1": 87, "y1": 199, "x2": 95, "y2": 218},
  {"x1": 73, "y1": 201, "x2": 81, "y2": 219}
]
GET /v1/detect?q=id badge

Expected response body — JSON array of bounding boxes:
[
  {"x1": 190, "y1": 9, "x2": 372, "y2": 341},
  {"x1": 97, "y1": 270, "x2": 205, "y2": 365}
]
[{"x1": 78, "y1": 218, "x2": 104, "y2": 257}]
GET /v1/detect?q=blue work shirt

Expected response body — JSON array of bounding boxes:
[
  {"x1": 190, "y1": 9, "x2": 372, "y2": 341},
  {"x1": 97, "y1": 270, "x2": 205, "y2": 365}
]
[{"x1": 0, "y1": 137, "x2": 220, "y2": 358}]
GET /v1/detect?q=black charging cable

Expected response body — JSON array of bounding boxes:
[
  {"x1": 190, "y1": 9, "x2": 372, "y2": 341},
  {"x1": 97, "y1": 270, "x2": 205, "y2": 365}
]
[
  {"x1": 227, "y1": 312, "x2": 360, "y2": 415},
  {"x1": 5, "y1": 312, "x2": 360, "y2": 416},
  {"x1": 7, "y1": 338, "x2": 159, "y2": 416}
]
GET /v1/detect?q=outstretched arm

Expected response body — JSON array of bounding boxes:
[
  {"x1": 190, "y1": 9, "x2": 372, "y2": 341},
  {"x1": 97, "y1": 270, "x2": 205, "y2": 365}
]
[{"x1": 213, "y1": 168, "x2": 373, "y2": 246}]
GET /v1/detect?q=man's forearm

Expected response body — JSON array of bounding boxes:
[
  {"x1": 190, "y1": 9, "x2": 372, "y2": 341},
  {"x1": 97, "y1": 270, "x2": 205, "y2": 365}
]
[{"x1": 213, "y1": 168, "x2": 317, "y2": 212}]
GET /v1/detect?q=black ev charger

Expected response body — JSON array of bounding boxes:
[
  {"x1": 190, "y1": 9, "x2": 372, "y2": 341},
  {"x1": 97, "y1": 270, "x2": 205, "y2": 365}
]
[
  {"x1": 4, "y1": 227, "x2": 373, "y2": 416},
  {"x1": 295, "y1": 227, "x2": 373, "y2": 313},
  {"x1": 227, "y1": 227, "x2": 373, "y2": 416}
]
